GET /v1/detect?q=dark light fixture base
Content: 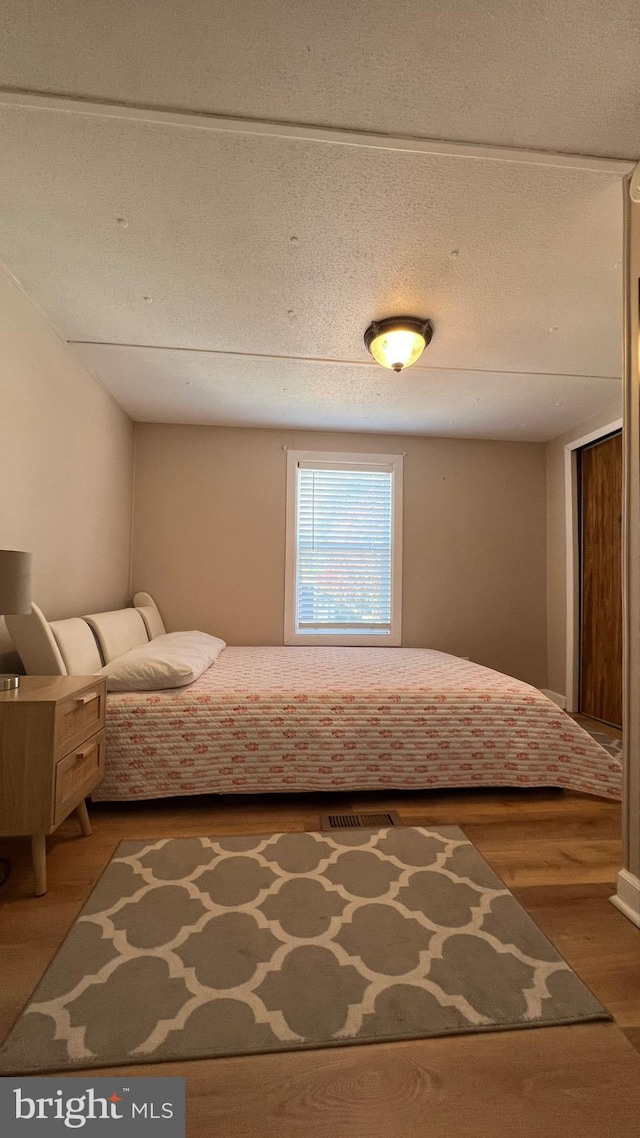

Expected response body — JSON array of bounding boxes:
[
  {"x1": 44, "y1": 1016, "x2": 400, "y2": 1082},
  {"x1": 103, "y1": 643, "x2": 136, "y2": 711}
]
[{"x1": 364, "y1": 315, "x2": 433, "y2": 352}]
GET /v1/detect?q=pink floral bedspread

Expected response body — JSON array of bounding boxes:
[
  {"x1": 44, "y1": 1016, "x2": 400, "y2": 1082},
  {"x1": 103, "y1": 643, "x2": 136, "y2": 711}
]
[{"x1": 93, "y1": 647, "x2": 621, "y2": 801}]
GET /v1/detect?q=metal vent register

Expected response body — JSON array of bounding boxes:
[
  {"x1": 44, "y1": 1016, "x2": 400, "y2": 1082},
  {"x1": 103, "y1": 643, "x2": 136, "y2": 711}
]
[{"x1": 320, "y1": 811, "x2": 401, "y2": 830}]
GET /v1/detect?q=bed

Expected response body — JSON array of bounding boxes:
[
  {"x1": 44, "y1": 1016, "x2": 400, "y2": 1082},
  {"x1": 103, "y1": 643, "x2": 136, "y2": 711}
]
[{"x1": 6, "y1": 597, "x2": 622, "y2": 802}]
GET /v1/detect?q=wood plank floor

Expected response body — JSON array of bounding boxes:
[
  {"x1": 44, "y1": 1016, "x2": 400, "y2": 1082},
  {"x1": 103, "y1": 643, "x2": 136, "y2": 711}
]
[
  {"x1": 572, "y1": 711, "x2": 623, "y2": 739},
  {"x1": 1, "y1": 785, "x2": 640, "y2": 1136}
]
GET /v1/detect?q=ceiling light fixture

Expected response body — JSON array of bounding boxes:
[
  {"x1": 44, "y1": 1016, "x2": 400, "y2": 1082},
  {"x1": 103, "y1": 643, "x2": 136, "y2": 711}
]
[{"x1": 364, "y1": 316, "x2": 433, "y2": 373}]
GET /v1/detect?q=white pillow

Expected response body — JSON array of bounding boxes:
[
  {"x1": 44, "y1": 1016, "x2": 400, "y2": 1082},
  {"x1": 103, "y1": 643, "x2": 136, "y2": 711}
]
[{"x1": 100, "y1": 631, "x2": 226, "y2": 691}]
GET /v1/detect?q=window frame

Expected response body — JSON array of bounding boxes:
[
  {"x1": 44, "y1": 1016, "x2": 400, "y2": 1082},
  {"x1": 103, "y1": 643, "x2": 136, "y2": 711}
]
[{"x1": 284, "y1": 449, "x2": 403, "y2": 646}]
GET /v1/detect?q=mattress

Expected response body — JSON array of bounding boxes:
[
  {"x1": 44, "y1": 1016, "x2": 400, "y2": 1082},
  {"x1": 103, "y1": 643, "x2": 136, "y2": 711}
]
[{"x1": 93, "y1": 646, "x2": 622, "y2": 801}]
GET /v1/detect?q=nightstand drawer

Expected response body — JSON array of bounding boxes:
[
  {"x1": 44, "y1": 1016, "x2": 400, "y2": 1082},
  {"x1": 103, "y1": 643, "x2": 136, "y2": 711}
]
[
  {"x1": 54, "y1": 731, "x2": 105, "y2": 825},
  {"x1": 55, "y1": 684, "x2": 106, "y2": 757}
]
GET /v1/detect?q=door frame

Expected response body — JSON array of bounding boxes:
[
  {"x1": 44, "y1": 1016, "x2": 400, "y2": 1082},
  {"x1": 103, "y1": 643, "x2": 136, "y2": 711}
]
[{"x1": 564, "y1": 418, "x2": 623, "y2": 713}]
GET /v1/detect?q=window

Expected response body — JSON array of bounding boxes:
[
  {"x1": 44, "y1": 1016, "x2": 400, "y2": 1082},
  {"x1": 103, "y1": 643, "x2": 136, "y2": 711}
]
[{"x1": 285, "y1": 450, "x2": 403, "y2": 645}]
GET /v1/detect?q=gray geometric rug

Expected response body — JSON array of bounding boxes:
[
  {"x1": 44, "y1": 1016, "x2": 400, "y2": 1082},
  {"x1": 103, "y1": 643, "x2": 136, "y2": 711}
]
[{"x1": 0, "y1": 826, "x2": 609, "y2": 1073}]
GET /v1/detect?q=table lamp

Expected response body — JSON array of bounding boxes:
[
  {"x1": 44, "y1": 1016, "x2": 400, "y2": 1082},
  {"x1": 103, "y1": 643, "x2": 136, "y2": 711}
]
[{"x1": 0, "y1": 550, "x2": 32, "y2": 689}]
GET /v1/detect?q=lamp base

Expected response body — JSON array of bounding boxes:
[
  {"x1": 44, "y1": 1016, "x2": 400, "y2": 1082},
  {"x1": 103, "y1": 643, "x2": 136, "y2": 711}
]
[{"x1": 0, "y1": 674, "x2": 20, "y2": 691}]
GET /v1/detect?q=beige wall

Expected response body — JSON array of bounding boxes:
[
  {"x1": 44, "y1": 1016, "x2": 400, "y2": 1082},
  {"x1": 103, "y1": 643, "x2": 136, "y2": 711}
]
[
  {"x1": 0, "y1": 267, "x2": 134, "y2": 668},
  {"x1": 545, "y1": 401, "x2": 622, "y2": 696},
  {"x1": 133, "y1": 424, "x2": 548, "y2": 685}
]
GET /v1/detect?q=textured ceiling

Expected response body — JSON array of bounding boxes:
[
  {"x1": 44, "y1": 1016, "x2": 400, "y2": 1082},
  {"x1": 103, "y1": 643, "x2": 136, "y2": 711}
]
[
  {"x1": 72, "y1": 344, "x2": 621, "y2": 442},
  {"x1": 0, "y1": 0, "x2": 639, "y2": 159},
  {"x1": 0, "y1": 2, "x2": 631, "y2": 440}
]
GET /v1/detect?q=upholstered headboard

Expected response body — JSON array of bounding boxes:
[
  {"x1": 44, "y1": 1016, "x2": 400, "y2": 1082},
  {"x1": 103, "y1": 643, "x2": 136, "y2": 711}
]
[
  {"x1": 6, "y1": 595, "x2": 166, "y2": 676},
  {"x1": 133, "y1": 592, "x2": 166, "y2": 639},
  {"x1": 5, "y1": 603, "x2": 69, "y2": 676},
  {"x1": 84, "y1": 609, "x2": 148, "y2": 663},
  {"x1": 51, "y1": 616, "x2": 104, "y2": 675}
]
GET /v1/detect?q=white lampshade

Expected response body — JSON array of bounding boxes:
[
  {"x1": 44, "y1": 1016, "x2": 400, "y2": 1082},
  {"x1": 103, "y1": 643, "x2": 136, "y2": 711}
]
[{"x1": 0, "y1": 550, "x2": 32, "y2": 615}]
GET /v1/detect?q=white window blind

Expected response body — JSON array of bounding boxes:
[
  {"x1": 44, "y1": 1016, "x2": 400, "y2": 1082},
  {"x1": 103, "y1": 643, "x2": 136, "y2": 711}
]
[{"x1": 294, "y1": 460, "x2": 395, "y2": 635}]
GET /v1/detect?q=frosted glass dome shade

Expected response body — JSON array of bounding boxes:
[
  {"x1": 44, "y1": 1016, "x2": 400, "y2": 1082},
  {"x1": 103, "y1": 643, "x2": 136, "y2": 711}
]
[{"x1": 364, "y1": 317, "x2": 433, "y2": 372}]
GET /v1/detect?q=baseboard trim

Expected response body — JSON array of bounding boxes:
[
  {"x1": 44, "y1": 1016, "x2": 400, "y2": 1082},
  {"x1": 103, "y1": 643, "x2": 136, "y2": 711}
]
[
  {"x1": 610, "y1": 869, "x2": 640, "y2": 928},
  {"x1": 541, "y1": 689, "x2": 566, "y2": 710}
]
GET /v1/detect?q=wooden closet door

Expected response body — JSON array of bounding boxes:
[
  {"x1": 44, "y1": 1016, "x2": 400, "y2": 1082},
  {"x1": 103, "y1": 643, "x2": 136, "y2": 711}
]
[{"x1": 579, "y1": 431, "x2": 622, "y2": 726}]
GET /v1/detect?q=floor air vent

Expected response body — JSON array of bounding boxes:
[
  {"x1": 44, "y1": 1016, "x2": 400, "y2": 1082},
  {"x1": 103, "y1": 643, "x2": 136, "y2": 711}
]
[{"x1": 320, "y1": 810, "x2": 401, "y2": 830}]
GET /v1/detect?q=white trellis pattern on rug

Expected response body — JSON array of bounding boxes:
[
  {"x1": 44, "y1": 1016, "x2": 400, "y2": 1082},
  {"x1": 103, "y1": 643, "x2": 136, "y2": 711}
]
[{"x1": 0, "y1": 826, "x2": 608, "y2": 1073}]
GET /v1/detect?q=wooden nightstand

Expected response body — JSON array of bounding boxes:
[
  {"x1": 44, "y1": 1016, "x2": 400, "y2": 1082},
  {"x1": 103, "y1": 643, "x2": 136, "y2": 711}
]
[{"x1": 0, "y1": 675, "x2": 107, "y2": 895}]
